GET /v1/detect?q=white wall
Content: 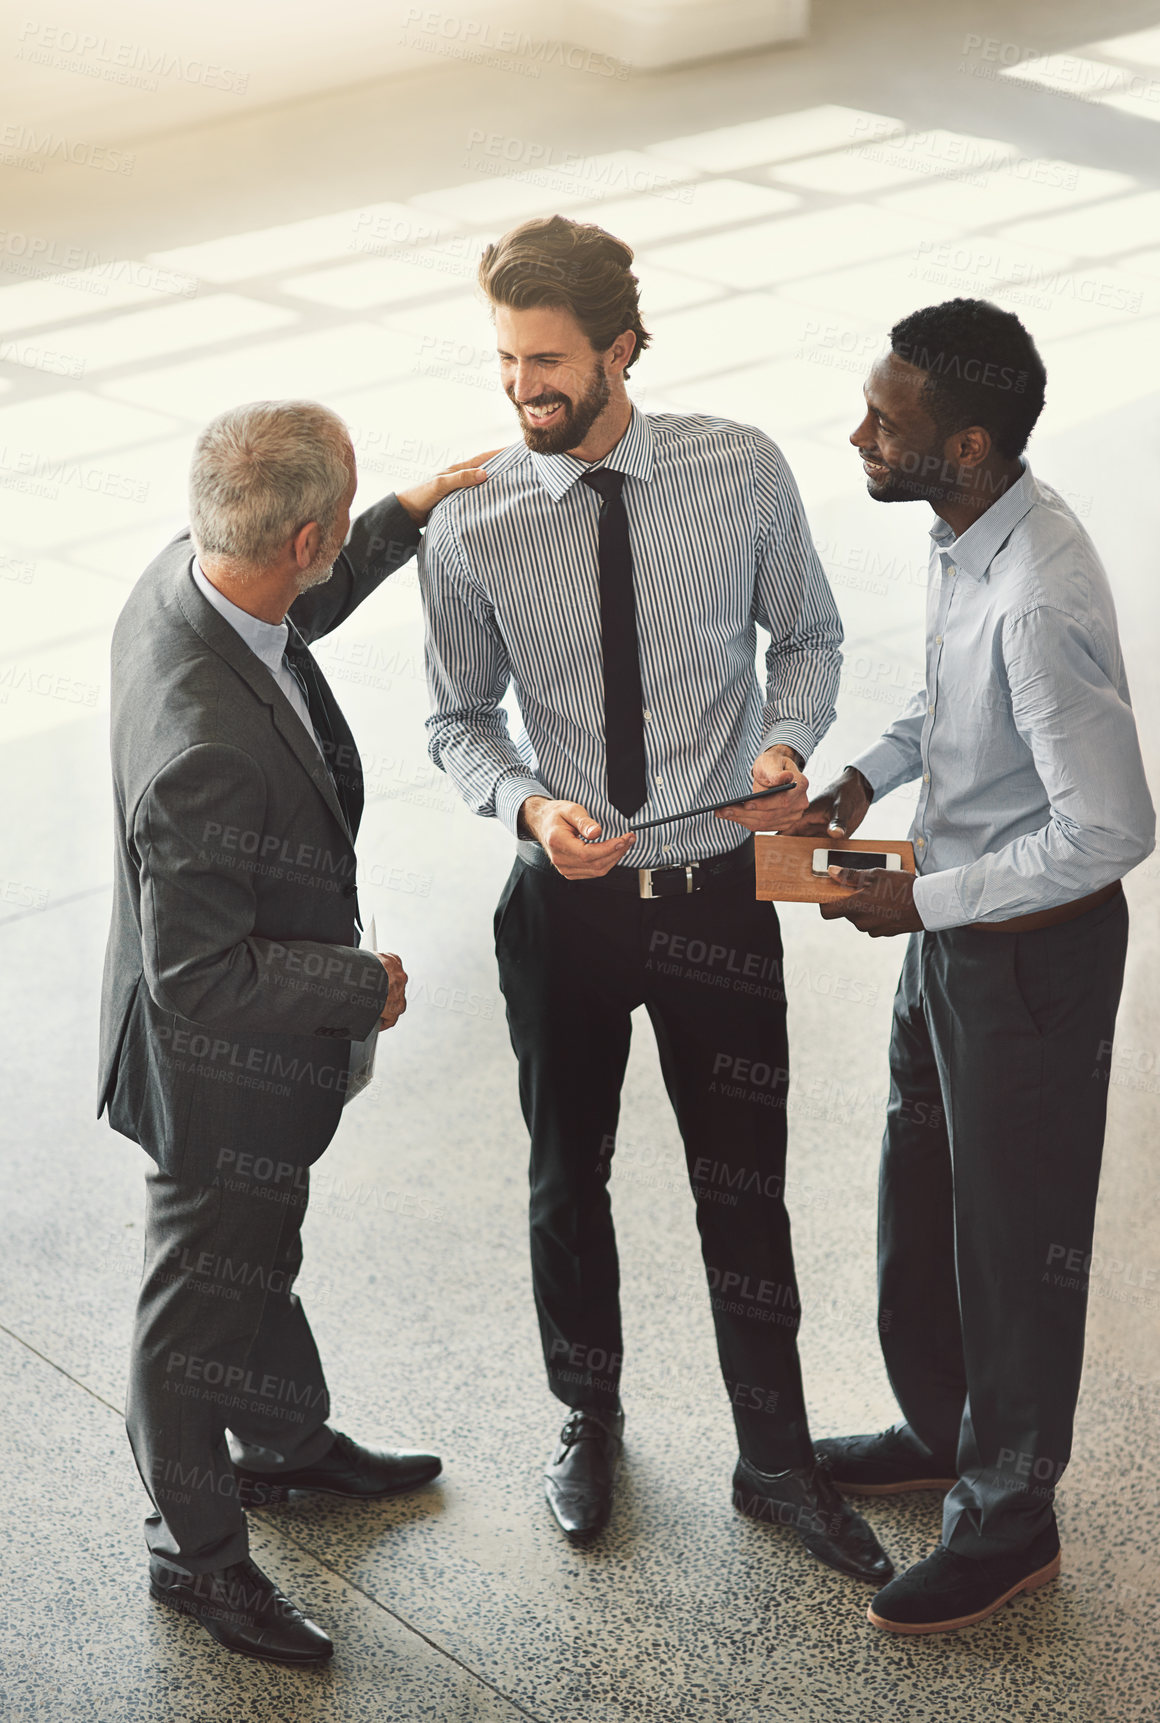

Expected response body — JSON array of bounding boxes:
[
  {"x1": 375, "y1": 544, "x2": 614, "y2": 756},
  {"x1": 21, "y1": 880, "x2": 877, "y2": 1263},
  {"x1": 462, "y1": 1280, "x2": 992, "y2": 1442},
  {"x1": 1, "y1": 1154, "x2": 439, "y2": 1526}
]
[{"x1": 2, "y1": 0, "x2": 808, "y2": 149}]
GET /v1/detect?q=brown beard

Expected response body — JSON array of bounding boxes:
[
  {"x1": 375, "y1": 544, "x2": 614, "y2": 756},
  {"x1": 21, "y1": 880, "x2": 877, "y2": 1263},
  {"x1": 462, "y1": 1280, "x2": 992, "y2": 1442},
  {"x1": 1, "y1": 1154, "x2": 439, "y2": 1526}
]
[{"x1": 510, "y1": 362, "x2": 611, "y2": 455}]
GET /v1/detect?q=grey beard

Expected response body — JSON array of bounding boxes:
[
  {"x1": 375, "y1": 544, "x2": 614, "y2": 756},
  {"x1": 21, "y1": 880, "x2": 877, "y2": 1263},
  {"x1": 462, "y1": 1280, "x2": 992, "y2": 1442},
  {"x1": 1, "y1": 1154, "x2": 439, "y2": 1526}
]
[{"x1": 296, "y1": 558, "x2": 336, "y2": 593}]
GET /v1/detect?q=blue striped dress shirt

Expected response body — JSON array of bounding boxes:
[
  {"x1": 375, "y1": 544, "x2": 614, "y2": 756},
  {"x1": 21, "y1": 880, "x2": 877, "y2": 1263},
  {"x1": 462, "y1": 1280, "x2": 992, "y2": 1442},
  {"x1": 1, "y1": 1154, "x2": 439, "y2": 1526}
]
[{"x1": 419, "y1": 407, "x2": 843, "y2": 870}]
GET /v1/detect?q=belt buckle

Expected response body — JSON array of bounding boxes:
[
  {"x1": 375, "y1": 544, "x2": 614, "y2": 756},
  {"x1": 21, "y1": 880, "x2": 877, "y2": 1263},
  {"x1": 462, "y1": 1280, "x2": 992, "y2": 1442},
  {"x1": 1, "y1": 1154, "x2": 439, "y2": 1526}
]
[{"x1": 638, "y1": 864, "x2": 696, "y2": 900}]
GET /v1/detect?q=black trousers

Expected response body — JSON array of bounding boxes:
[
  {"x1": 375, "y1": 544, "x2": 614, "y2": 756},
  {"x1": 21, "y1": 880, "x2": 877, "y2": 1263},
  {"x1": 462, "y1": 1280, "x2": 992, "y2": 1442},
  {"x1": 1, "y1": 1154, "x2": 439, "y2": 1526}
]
[
  {"x1": 125, "y1": 1159, "x2": 335, "y2": 1573},
  {"x1": 495, "y1": 850, "x2": 813, "y2": 1470},
  {"x1": 879, "y1": 889, "x2": 1128, "y2": 1556}
]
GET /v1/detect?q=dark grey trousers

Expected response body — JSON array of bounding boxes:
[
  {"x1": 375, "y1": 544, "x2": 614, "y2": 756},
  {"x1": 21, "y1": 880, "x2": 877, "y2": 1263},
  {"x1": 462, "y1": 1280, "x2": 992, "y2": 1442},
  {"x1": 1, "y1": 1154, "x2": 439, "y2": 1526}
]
[
  {"x1": 125, "y1": 1159, "x2": 334, "y2": 1573},
  {"x1": 495, "y1": 854, "x2": 813, "y2": 1472},
  {"x1": 879, "y1": 888, "x2": 1128, "y2": 1556}
]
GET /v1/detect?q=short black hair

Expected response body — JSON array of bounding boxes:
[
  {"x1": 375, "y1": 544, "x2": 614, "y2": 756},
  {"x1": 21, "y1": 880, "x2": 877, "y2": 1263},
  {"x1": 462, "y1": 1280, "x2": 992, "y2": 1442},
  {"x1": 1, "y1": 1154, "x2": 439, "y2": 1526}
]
[{"x1": 889, "y1": 299, "x2": 1046, "y2": 458}]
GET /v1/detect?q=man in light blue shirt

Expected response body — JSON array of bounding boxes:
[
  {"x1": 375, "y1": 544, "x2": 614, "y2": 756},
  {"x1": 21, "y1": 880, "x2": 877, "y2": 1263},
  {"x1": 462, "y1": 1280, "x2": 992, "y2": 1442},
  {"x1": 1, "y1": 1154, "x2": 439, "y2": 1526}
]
[{"x1": 790, "y1": 299, "x2": 1154, "y2": 1635}]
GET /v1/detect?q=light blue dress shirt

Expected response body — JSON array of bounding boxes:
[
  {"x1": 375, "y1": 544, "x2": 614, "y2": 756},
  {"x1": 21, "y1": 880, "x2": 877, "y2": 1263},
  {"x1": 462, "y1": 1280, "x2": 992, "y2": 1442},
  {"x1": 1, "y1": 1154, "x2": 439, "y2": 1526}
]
[
  {"x1": 851, "y1": 463, "x2": 1154, "y2": 930},
  {"x1": 190, "y1": 559, "x2": 324, "y2": 760},
  {"x1": 420, "y1": 407, "x2": 843, "y2": 870}
]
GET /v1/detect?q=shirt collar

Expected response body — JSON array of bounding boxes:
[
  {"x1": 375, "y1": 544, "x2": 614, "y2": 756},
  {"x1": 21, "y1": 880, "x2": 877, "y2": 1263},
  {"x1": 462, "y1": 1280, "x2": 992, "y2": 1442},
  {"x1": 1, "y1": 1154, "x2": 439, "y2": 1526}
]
[
  {"x1": 526, "y1": 403, "x2": 655, "y2": 502},
  {"x1": 929, "y1": 461, "x2": 1038, "y2": 580},
  {"x1": 191, "y1": 558, "x2": 289, "y2": 672}
]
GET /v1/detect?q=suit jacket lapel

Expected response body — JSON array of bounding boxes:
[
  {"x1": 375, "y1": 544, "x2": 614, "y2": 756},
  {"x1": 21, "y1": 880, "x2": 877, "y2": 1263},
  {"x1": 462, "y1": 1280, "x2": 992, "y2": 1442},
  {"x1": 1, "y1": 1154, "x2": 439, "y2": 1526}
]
[{"x1": 173, "y1": 560, "x2": 355, "y2": 843}]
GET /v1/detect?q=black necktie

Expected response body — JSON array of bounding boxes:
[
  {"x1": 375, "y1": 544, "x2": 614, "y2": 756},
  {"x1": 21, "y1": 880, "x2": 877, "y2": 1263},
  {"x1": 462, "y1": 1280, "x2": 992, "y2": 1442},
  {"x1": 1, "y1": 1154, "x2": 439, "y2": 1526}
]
[
  {"x1": 282, "y1": 645, "x2": 331, "y2": 760},
  {"x1": 283, "y1": 635, "x2": 363, "y2": 835},
  {"x1": 580, "y1": 468, "x2": 647, "y2": 817}
]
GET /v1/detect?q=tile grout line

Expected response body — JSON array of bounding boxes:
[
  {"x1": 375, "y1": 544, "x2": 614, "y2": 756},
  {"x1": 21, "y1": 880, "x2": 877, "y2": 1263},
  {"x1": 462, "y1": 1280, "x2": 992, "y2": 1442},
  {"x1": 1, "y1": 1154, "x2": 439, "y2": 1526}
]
[
  {"x1": 0, "y1": 1318, "x2": 125, "y2": 1416},
  {"x1": 0, "y1": 1318, "x2": 551, "y2": 1723},
  {"x1": 267, "y1": 1523, "x2": 553, "y2": 1723}
]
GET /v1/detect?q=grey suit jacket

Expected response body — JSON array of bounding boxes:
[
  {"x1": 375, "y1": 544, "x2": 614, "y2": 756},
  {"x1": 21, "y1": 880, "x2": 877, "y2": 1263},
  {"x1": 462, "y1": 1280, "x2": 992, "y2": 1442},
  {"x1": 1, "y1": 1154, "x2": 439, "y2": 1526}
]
[{"x1": 98, "y1": 493, "x2": 421, "y2": 1183}]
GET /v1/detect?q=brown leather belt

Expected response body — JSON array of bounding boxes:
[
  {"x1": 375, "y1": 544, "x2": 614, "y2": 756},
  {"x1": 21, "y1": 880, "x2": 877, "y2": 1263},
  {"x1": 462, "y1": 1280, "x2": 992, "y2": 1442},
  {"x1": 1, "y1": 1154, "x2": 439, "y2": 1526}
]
[{"x1": 974, "y1": 879, "x2": 1121, "y2": 934}]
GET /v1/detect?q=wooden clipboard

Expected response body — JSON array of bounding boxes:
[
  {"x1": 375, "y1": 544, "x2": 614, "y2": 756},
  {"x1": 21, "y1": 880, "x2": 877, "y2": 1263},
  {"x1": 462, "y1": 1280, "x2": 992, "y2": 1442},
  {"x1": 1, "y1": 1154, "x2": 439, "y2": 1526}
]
[{"x1": 755, "y1": 835, "x2": 916, "y2": 905}]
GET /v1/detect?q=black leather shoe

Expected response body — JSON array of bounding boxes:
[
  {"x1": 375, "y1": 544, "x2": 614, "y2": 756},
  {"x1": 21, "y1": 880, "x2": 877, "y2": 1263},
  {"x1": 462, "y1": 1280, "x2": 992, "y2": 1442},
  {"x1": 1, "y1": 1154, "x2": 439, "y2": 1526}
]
[
  {"x1": 732, "y1": 1457, "x2": 894, "y2": 1584},
  {"x1": 234, "y1": 1430, "x2": 442, "y2": 1505},
  {"x1": 544, "y1": 1406, "x2": 624, "y2": 1545},
  {"x1": 868, "y1": 1524, "x2": 1061, "y2": 1634},
  {"x1": 814, "y1": 1425, "x2": 957, "y2": 1495},
  {"x1": 149, "y1": 1556, "x2": 333, "y2": 1663}
]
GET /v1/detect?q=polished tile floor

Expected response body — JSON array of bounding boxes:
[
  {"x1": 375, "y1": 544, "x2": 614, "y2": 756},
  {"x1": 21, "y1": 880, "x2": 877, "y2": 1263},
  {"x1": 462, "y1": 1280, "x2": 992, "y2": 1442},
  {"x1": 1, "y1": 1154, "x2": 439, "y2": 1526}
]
[{"x1": 2, "y1": 2, "x2": 1158, "y2": 1717}]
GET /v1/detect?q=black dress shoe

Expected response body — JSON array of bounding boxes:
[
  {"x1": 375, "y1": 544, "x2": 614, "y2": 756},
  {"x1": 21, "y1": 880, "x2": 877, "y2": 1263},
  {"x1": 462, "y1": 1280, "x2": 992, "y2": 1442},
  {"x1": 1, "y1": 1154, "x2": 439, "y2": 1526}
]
[
  {"x1": 544, "y1": 1406, "x2": 624, "y2": 1545},
  {"x1": 868, "y1": 1524, "x2": 1062, "y2": 1634},
  {"x1": 732, "y1": 1457, "x2": 894, "y2": 1584},
  {"x1": 234, "y1": 1430, "x2": 442, "y2": 1505},
  {"x1": 814, "y1": 1425, "x2": 958, "y2": 1495},
  {"x1": 150, "y1": 1556, "x2": 333, "y2": 1664}
]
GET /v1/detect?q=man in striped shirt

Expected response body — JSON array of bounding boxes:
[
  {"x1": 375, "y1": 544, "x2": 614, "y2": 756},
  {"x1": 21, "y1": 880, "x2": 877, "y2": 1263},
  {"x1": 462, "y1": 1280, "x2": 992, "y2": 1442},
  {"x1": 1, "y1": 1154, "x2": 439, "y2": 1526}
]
[{"x1": 420, "y1": 215, "x2": 889, "y2": 1583}]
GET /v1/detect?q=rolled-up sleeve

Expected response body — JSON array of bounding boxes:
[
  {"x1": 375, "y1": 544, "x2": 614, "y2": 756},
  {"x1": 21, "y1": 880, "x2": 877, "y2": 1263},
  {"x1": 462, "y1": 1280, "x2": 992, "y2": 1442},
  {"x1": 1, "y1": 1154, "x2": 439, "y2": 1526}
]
[
  {"x1": 914, "y1": 605, "x2": 1155, "y2": 928},
  {"x1": 752, "y1": 439, "x2": 843, "y2": 765},
  {"x1": 420, "y1": 504, "x2": 549, "y2": 834}
]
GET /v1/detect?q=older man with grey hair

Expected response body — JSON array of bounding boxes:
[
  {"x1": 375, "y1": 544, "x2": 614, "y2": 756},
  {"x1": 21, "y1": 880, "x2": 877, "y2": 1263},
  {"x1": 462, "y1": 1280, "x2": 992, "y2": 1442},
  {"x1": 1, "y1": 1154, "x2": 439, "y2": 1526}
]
[{"x1": 99, "y1": 399, "x2": 491, "y2": 1664}]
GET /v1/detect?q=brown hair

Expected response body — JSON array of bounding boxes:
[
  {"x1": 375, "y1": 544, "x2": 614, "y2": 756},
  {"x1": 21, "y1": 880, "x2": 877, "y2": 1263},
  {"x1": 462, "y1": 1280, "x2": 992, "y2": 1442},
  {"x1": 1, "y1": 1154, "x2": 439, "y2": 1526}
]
[{"x1": 478, "y1": 215, "x2": 651, "y2": 373}]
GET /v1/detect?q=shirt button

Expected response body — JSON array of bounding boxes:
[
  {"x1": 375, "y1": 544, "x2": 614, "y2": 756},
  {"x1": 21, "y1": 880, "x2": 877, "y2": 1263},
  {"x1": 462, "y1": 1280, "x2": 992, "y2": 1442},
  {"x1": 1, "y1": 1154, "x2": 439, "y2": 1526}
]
[
  {"x1": 923, "y1": 773, "x2": 930, "y2": 783},
  {"x1": 927, "y1": 703, "x2": 934, "y2": 715},
  {"x1": 643, "y1": 709, "x2": 652, "y2": 720},
  {"x1": 916, "y1": 837, "x2": 926, "y2": 849},
  {"x1": 662, "y1": 845, "x2": 672, "y2": 855},
  {"x1": 656, "y1": 777, "x2": 665, "y2": 787},
  {"x1": 935, "y1": 634, "x2": 943, "y2": 645},
  {"x1": 947, "y1": 565, "x2": 957, "y2": 577}
]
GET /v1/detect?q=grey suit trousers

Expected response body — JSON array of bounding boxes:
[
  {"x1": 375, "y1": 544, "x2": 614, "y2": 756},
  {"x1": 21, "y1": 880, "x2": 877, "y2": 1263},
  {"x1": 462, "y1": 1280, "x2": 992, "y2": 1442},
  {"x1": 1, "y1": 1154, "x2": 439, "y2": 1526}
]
[
  {"x1": 878, "y1": 887, "x2": 1128, "y2": 1557},
  {"x1": 126, "y1": 1159, "x2": 335, "y2": 1572}
]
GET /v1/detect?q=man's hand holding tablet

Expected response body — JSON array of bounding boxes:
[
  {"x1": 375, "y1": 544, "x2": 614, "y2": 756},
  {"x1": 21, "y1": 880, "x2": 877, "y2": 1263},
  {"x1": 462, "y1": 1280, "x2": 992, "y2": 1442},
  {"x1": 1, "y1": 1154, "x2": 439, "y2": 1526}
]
[
  {"x1": 519, "y1": 747, "x2": 808, "y2": 879},
  {"x1": 711, "y1": 743, "x2": 809, "y2": 832}
]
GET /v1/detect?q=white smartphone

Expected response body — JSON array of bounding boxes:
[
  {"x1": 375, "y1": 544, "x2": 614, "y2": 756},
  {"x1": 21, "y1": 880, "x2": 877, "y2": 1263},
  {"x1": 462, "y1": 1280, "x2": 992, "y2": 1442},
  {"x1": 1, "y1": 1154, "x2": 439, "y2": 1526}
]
[{"x1": 812, "y1": 848, "x2": 902, "y2": 876}]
